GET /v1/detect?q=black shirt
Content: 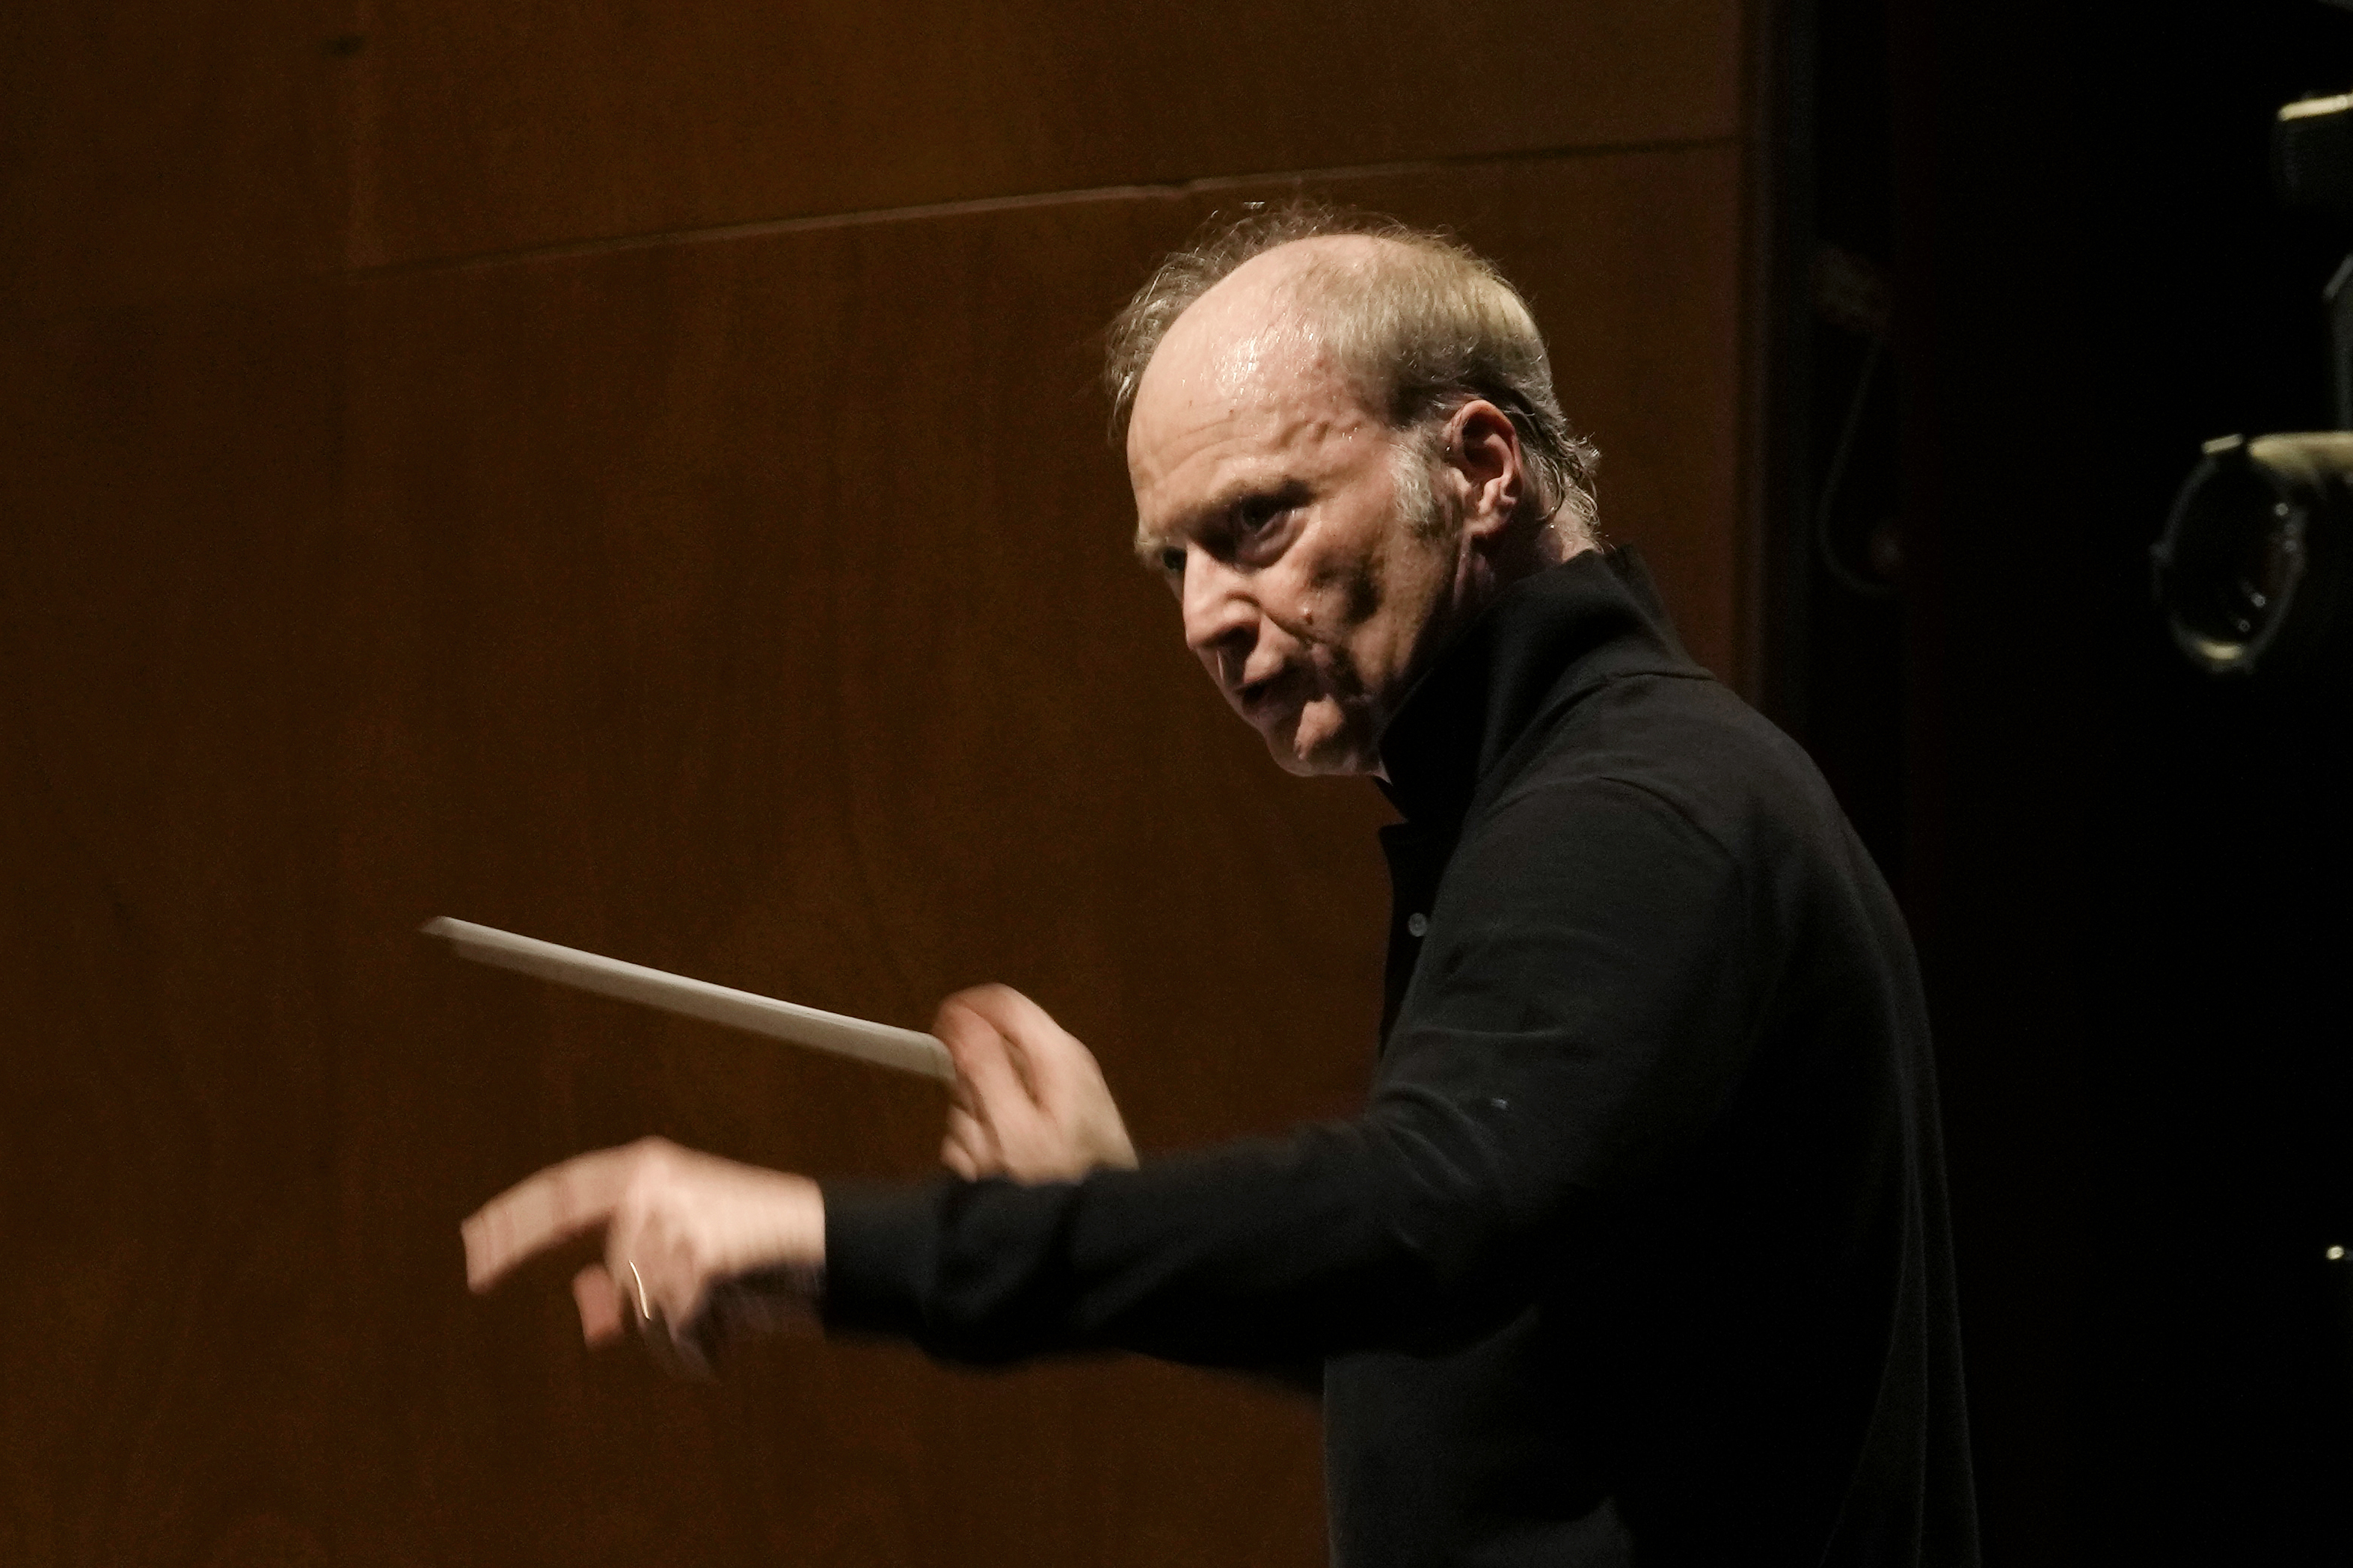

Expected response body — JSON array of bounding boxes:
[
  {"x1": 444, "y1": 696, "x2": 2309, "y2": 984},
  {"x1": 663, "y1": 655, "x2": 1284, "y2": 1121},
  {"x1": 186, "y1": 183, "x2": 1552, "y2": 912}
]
[{"x1": 823, "y1": 548, "x2": 1978, "y2": 1567}]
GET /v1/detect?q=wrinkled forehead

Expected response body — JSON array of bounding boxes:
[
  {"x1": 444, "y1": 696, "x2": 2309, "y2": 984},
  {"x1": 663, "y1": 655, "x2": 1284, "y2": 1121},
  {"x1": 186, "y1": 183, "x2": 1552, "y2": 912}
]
[
  {"x1": 1130, "y1": 319, "x2": 1316, "y2": 446},
  {"x1": 1127, "y1": 294, "x2": 1366, "y2": 476},
  {"x1": 1126, "y1": 324, "x2": 1367, "y2": 494}
]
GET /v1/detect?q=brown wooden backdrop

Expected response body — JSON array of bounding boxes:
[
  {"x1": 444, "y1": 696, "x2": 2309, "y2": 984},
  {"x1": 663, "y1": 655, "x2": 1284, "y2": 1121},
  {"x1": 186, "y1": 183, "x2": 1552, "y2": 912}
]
[{"x1": 1, "y1": 5, "x2": 1756, "y2": 1564}]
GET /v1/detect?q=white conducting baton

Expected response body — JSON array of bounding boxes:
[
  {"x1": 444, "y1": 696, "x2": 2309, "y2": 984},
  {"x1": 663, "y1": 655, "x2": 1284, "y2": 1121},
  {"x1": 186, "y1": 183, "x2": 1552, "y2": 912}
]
[{"x1": 420, "y1": 916, "x2": 954, "y2": 1083}]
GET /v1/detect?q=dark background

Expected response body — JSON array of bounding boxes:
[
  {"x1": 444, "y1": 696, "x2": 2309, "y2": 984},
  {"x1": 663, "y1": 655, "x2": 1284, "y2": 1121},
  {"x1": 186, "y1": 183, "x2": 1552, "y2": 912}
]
[{"x1": 1789, "y1": 0, "x2": 2353, "y2": 1558}]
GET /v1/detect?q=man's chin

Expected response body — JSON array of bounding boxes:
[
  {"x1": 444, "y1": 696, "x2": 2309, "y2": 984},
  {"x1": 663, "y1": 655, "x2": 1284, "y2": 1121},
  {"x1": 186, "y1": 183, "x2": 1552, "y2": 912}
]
[{"x1": 1268, "y1": 741, "x2": 1324, "y2": 778}]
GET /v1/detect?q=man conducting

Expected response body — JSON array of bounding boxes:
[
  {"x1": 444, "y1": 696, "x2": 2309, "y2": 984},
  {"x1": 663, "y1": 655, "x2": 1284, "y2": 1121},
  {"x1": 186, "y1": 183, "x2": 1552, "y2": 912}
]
[{"x1": 463, "y1": 209, "x2": 1978, "y2": 1566}]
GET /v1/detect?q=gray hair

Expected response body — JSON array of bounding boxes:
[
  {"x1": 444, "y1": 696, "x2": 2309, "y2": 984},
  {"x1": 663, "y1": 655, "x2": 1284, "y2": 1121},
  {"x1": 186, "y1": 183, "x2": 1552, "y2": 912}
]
[{"x1": 1104, "y1": 202, "x2": 1600, "y2": 544}]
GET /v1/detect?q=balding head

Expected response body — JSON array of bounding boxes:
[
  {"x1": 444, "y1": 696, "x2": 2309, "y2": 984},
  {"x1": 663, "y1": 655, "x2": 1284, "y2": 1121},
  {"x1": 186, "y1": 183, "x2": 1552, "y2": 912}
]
[
  {"x1": 1137, "y1": 234, "x2": 1390, "y2": 413},
  {"x1": 1108, "y1": 206, "x2": 1599, "y2": 550}
]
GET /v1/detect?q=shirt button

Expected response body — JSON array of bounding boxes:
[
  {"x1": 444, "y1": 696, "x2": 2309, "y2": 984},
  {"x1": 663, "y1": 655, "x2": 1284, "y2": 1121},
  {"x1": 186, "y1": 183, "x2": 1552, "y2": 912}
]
[{"x1": 1406, "y1": 913, "x2": 1429, "y2": 938}]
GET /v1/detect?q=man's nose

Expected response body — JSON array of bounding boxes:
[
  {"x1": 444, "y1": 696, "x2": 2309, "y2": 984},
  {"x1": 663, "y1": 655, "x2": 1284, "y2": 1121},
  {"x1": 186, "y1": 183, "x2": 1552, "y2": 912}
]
[{"x1": 1179, "y1": 554, "x2": 1257, "y2": 665}]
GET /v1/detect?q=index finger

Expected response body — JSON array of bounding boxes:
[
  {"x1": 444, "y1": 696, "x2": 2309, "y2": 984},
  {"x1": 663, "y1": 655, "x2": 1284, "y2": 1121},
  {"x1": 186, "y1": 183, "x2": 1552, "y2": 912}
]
[{"x1": 461, "y1": 1145, "x2": 641, "y2": 1294}]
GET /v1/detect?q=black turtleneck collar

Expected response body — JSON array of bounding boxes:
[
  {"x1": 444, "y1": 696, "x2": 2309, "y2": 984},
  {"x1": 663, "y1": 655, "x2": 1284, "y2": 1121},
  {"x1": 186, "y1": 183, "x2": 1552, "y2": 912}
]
[{"x1": 1375, "y1": 546, "x2": 1708, "y2": 830}]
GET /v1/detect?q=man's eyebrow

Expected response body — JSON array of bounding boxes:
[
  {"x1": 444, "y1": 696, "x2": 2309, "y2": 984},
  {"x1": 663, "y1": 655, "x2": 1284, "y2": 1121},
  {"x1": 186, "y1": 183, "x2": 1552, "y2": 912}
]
[{"x1": 1132, "y1": 479, "x2": 1312, "y2": 567}]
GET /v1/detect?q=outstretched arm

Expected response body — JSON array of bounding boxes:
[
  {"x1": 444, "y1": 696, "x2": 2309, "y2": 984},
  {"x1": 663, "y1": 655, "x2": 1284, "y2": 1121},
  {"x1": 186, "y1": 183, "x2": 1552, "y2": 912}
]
[
  {"x1": 461, "y1": 984, "x2": 1134, "y2": 1364},
  {"x1": 466, "y1": 779, "x2": 1764, "y2": 1374},
  {"x1": 462, "y1": 1138, "x2": 825, "y2": 1366}
]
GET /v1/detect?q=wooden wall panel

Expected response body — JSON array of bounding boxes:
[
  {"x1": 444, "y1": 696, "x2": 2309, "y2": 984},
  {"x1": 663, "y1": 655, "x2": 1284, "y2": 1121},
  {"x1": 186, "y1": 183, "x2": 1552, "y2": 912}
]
[
  {"x1": 2, "y1": 1, "x2": 1754, "y2": 1562},
  {"x1": 0, "y1": 289, "x2": 349, "y2": 1564},
  {"x1": 351, "y1": 0, "x2": 1740, "y2": 266},
  {"x1": 1, "y1": 0, "x2": 1740, "y2": 312},
  {"x1": 0, "y1": 1, "x2": 361, "y2": 313}
]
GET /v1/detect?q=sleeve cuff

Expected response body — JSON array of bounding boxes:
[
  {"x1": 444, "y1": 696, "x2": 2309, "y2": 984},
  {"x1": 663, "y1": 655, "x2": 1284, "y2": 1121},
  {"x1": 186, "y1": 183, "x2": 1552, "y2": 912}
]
[{"x1": 817, "y1": 1176, "x2": 948, "y2": 1338}]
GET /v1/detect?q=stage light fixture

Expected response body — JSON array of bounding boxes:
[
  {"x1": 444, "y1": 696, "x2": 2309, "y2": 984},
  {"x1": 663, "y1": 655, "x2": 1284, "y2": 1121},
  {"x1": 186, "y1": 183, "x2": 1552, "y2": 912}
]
[
  {"x1": 2153, "y1": 432, "x2": 2353, "y2": 674},
  {"x1": 2150, "y1": 84, "x2": 2353, "y2": 677}
]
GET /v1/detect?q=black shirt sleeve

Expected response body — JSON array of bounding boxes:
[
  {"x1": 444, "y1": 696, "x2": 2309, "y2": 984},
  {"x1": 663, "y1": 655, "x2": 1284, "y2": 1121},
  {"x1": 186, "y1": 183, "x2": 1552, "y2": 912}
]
[{"x1": 822, "y1": 773, "x2": 1779, "y2": 1369}]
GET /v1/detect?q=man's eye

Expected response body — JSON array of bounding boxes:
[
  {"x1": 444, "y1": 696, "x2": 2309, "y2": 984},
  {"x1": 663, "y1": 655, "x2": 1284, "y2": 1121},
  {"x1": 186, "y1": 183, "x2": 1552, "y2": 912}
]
[
  {"x1": 1236, "y1": 499, "x2": 1289, "y2": 536},
  {"x1": 1158, "y1": 547, "x2": 1186, "y2": 576}
]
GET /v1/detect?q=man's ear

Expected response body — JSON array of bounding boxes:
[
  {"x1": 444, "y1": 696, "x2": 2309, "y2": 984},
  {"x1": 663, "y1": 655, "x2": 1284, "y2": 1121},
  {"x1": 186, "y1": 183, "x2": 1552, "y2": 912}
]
[{"x1": 1444, "y1": 401, "x2": 1527, "y2": 545}]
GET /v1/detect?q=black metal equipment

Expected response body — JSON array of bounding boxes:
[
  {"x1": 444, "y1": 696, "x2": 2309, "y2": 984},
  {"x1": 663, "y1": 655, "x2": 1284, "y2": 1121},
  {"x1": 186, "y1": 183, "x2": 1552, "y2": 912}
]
[{"x1": 2153, "y1": 86, "x2": 2353, "y2": 675}]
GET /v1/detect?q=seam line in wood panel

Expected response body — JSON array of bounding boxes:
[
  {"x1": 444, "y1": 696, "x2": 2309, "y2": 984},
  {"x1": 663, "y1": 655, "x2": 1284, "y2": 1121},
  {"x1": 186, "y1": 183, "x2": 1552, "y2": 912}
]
[{"x1": 351, "y1": 135, "x2": 1743, "y2": 280}]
